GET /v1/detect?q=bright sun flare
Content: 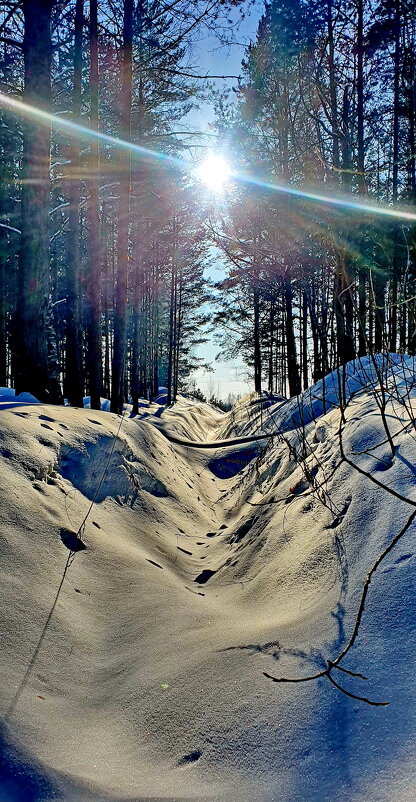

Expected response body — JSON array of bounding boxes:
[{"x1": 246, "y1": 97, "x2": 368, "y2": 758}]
[{"x1": 195, "y1": 153, "x2": 231, "y2": 193}]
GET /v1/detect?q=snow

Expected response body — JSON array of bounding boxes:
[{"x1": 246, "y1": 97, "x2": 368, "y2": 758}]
[
  {"x1": 0, "y1": 390, "x2": 40, "y2": 410},
  {"x1": 0, "y1": 355, "x2": 415, "y2": 800},
  {"x1": 219, "y1": 353, "x2": 416, "y2": 438}
]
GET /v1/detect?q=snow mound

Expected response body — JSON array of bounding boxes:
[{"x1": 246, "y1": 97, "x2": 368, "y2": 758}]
[
  {"x1": 0, "y1": 362, "x2": 415, "y2": 801},
  {"x1": 220, "y1": 353, "x2": 416, "y2": 439}
]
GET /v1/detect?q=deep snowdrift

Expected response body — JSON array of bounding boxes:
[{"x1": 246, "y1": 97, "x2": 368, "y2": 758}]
[{"x1": 0, "y1": 356, "x2": 415, "y2": 801}]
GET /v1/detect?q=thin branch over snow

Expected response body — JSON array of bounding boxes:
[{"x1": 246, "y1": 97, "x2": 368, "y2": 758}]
[{"x1": 0, "y1": 222, "x2": 20, "y2": 234}]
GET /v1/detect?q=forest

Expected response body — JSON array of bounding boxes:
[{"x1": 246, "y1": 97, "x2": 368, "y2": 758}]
[
  {"x1": 1, "y1": 2, "x2": 416, "y2": 799},
  {"x1": 0, "y1": 0, "x2": 415, "y2": 409}
]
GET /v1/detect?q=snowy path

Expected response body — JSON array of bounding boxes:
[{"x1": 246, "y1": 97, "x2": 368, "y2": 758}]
[
  {"x1": 0, "y1": 373, "x2": 415, "y2": 801},
  {"x1": 146, "y1": 420, "x2": 272, "y2": 448}
]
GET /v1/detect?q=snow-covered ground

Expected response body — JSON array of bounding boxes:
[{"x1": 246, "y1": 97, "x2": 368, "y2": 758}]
[{"x1": 0, "y1": 355, "x2": 415, "y2": 801}]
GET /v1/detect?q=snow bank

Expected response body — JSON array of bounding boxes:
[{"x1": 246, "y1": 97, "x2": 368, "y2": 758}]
[
  {"x1": 0, "y1": 390, "x2": 40, "y2": 410},
  {"x1": 0, "y1": 361, "x2": 415, "y2": 801},
  {"x1": 220, "y1": 353, "x2": 416, "y2": 439}
]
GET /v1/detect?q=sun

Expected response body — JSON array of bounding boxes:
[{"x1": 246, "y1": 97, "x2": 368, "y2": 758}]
[{"x1": 195, "y1": 153, "x2": 232, "y2": 193}]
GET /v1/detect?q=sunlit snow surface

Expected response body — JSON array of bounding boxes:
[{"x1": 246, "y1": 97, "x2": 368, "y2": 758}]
[{"x1": 0, "y1": 354, "x2": 415, "y2": 801}]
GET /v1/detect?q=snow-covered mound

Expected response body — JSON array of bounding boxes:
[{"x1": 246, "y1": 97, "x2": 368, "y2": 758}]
[
  {"x1": 219, "y1": 353, "x2": 416, "y2": 439},
  {"x1": 0, "y1": 362, "x2": 415, "y2": 801},
  {"x1": 0, "y1": 388, "x2": 40, "y2": 411}
]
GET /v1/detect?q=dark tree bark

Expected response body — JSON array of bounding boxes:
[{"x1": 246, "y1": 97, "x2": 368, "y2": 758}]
[
  {"x1": 151, "y1": 259, "x2": 160, "y2": 399},
  {"x1": 173, "y1": 271, "x2": 183, "y2": 401},
  {"x1": 333, "y1": 88, "x2": 356, "y2": 366},
  {"x1": 131, "y1": 214, "x2": 143, "y2": 415},
  {"x1": 356, "y1": 0, "x2": 367, "y2": 357},
  {"x1": 306, "y1": 288, "x2": 321, "y2": 382},
  {"x1": 0, "y1": 201, "x2": 7, "y2": 385},
  {"x1": 167, "y1": 216, "x2": 177, "y2": 405},
  {"x1": 388, "y1": 0, "x2": 401, "y2": 352},
  {"x1": 253, "y1": 256, "x2": 262, "y2": 394},
  {"x1": 14, "y1": 0, "x2": 61, "y2": 402},
  {"x1": 85, "y1": 0, "x2": 102, "y2": 409},
  {"x1": 301, "y1": 288, "x2": 308, "y2": 389},
  {"x1": 65, "y1": 0, "x2": 84, "y2": 406},
  {"x1": 356, "y1": 0, "x2": 365, "y2": 196},
  {"x1": 327, "y1": 0, "x2": 340, "y2": 178},
  {"x1": 404, "y1": 9, "x2": 416, "y2": 354},
  {"x1": 284, "y1": 276, "x2": 301, "y2": 397},
  {"x1": 111, "y1": 0, "x2": 133, "y2": 413},
  {"x1": 267, "y1": 294, "x2": 275, "y2": 393}
]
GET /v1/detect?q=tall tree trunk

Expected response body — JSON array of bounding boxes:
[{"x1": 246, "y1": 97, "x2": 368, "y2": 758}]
[
  {"x1": 356, "y1": 0, "x2": 367, "y2": 357},
  {"x1": 341, "y1": 86, "x2": 352, "y2": 193},
  {"x1": 253, "y1": 257, "x2": 262, "y2": 394},
  {"x1": 372, "y1": 272, "x2": 386, "y2": 352},
  {"x1": 284, "y1": 276, "x2": 300, "y2": 397},
  {"x1": 334, "y1": 269, "x2": 345, "y2": 366},
  {"x1": 335, "y1": 89, "x2": 356, "y2": 365},
  {"x1": 167, "y1": 217, "x2": 177, "y2": 405},
  {"x1": 0, "y1": 195, "x2": 7, "y2": 385},
  {"x1": 327, "y1": 0, "x2": 340, "y2": 178},
  {"x1": 268, "y1": 295, "x2": 275, "y2": 393},
  {"x1": 302, "y1": 288, "x2": 308, "y2": 389},
  {"x1": 85, "y1": 0, "x2": 102, "y2": 409},
  {"x1": 321, "y1": 284, "x2": 329, "y2": 375},
  {"x1": 356, "y1": 0, "x2": 365, "y2": 196},
  {"x1": 131, "y1": 220, "x2": 141, "y2": 415},
  {"x1": 334, "y1": 252, "x2": 356, "y2": 366},
  {"x1": 388, "y1": 0, "x2": 401, "y2": 352},
  {"x1": 131, "y1": 309, "x2": 140, "y2": 414},
  {"x1": 357, "y1": 267, "x2": 366, "y2": 357},
  {"x1": 406, "y1": 13, "x2": 416, "y2": 354},
  {"x1": 152, "y1": 260, "x2": 159, "y2": 399},
  {"x1": 306, "y1": 286, "x2": 321, "y2": 382},
  {"x1": 14, "y1": 0, "x2": 60, "y2": 401},
  {"x1": 101, "y1": 202, "x2": 111, "y2": 398},
  {"x1": 111, "y1": 0, "x2": 133, "y2": 413},
  {"x1": 65, "y1": 0, "x2": 84, "y2": 406}
]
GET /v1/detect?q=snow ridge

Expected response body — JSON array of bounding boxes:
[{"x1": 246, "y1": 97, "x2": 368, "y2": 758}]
[{"x1": 0, "y1": 356, "x2": 415, "y2": 801}]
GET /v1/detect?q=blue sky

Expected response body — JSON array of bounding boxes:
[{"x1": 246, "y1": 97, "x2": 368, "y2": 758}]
[{"x1": 188, "y1": 2, "x2": 263, "y2": 399}]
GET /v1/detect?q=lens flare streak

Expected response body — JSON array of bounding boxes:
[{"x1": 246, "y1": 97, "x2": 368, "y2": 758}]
[
  {"x1": 1, "y1": 92, "x2": 416, "y2": 222},
  {"x1": 0, "y1": 93, "x2": 185, "y2": 170},
  {"x1": 235, "y1": 174, "x2": 416, "y2": 222}
]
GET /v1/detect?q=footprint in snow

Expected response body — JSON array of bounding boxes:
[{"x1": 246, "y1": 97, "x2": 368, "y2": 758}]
[
  {"x1": 395, "y1": 553, "x2": 413, "y2": 564},
  {"x1": 194, "y1": 569, "x2": 216, "y2": 584},
  {"x1": 39, "y1": 415, "x2": 55, "y2": 422},
  {"x1": 1, "y1": 449, "x2": 13, "y2": 459},
  {"x1": 177, "y1": 750, "x2": 202, "y2": 766},
  {"x1": 60, "y1": 529, "x2": 86, "y2": 551}
]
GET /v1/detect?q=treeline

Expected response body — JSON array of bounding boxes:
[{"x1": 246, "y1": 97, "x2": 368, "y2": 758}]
[
  {"x1": 0, "y1": 0, "x2": 415, "y2": 410},
  {"x1": 211, "y1": 0, "x2": 416, "y2": 396},
  {"x1": 0, "y1": 0, "x2": 238, "y2": 410}
]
